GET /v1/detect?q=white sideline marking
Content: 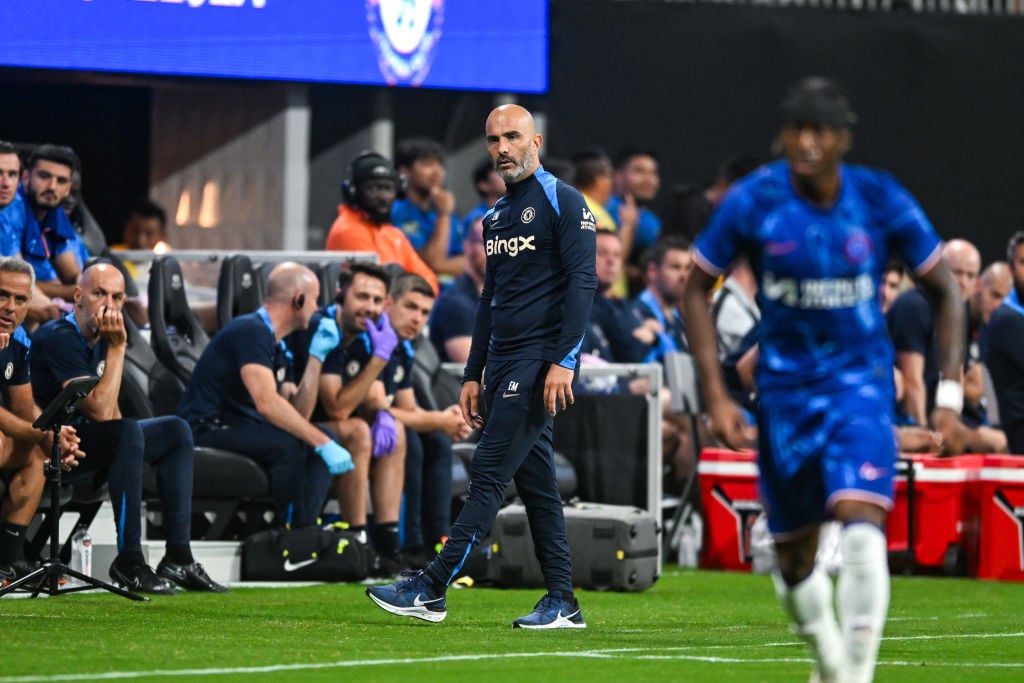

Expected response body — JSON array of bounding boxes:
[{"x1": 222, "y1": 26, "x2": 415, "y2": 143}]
[
  {"x1": 2, "y1": 634, "x2": 1022, "y2": 682},
  {"x1": 764, "y1": 631, "x2": 1024, "y2": 648},
  {"x1": 888, "y1": 612, "x2": 989, "y2": 622}
]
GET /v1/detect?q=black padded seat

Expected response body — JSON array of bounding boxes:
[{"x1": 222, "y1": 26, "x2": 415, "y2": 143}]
[
  {"x1": 216, "y1": 254, "x2": 263, "y2": 330},
  {"x1": 147, "y1": 255, "x2": 211, "y2": 383}
]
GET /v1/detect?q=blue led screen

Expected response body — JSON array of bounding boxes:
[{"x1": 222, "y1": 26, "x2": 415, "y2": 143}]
[{"x1": 0, "y1": 1, "x2": 548, "y2": 93}]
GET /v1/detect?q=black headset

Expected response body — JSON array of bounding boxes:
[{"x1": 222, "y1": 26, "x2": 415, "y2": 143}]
[{"x1": 341, "y1": 151, "x2": 406, "y2": 204}]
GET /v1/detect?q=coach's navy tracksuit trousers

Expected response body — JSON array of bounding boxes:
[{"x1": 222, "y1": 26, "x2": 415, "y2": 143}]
[{"x1": 425, "y1": 358, "x2": 573, "y2": 595}]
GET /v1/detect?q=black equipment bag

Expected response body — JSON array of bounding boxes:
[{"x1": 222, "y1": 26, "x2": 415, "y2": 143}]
[
  {"x1": 488, "y1": 502, "x2": 659, "y2": 591},
  {"x1": 242, "y1": 523, "x2": 372, "y2": 582}
]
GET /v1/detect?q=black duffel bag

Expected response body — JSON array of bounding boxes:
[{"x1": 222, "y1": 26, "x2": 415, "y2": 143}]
[{"x1": 242, "y1": 523, "x2": 372, "y2": 582}]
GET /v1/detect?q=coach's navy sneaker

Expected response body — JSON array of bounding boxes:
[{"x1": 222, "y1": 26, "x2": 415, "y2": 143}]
[
  {"x1": 366, "y1": 570, "x2": 447, "y2": 622},
  {"x1": 512, "y1": 594, "x2": 586, "y2": 629}
]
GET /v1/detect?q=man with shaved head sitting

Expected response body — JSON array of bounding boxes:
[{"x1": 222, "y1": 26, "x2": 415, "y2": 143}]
[
  {"x1": 179, "y1": 262, "x2": 355, "y2": 534},
  {"x1": 31, "y1": 263, "x2": 226, "y2": 594}
]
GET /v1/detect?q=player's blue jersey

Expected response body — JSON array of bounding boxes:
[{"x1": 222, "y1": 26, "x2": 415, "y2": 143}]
[
  {"x1": 0, "y1": 190, "x2": 25, "y2": 256},
  {"x1": 606, "y1": 195, "x2": 661, "y2": 257},
  {"x1": 464, "y1": 166, "x2": 597, "y2": 381},
  {"x1": 10, "y1": 186, "x2": 83, "y2": 282},
  {"x1": 391, "y1": 198, "x2": 464, "y2": 257},
  {"x1": 693, "y1": 160, "x2": 942, "y2": 394}
]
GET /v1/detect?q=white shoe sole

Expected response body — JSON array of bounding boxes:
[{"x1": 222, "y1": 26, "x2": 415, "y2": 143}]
[
  {"x1": 367, "y1": 592, "x2": 447, "y2": 623},
  {"x1": 513, "y1": 616, "x2": 587, "y2": 630}
]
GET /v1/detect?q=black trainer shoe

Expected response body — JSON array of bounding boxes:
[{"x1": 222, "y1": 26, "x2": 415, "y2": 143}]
[
  {"x1": 109, "y1": 556, "x2": 176, "y2": 595},
  {"x1": 0, "y1": 559, "x2": 41, "y2": 587},
  {"x1": 371, "y1": 551, "x2": 408, "y2": 579},
  {"x1": 156, "y1": 558, "x2": 229, "y2": 593},
  {"x1": 403, "y1": 545, "x2": 436, "y2": 570}
]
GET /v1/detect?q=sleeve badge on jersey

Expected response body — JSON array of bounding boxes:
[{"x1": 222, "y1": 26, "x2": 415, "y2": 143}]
[{"x1": 581, "y1": 207, "x2": 596, "y2": 231}]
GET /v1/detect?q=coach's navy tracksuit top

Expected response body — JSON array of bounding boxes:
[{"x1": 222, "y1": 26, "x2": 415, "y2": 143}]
[{"x1": 463, "y1": 166, "x2": 598, "y2": 384}]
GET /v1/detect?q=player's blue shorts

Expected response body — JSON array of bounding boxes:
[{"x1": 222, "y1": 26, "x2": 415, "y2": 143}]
[{"x1": 757, "y1": 381, "x2": 897, "y2": 538}]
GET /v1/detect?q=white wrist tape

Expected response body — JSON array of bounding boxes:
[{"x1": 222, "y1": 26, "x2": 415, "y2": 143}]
[{"x1": 934, "y1": 379, "x2": 964, "y2": 414}]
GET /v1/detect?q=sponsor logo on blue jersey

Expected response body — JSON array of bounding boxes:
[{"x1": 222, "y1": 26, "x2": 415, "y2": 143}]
[
  {"x1": 762, "y1": 271, "x2": 875, "y2": 309},
  {"x1": 486, "y1": 235, "x2": 536, "y2": 257}
]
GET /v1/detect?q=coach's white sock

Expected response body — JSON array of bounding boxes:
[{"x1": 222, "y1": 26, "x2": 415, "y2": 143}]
[
  {"x1": 837, "y1": 523, "x2": 890, "y2": 683},
  {"x1": 773, "y1": 568, "x2": 845, "y2": 682}
]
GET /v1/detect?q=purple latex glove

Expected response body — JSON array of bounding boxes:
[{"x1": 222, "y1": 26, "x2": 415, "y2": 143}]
[
  {"x1": 371, "y1": 410, "x2": 397, "y2": 457},
  {"x1": 366, "y1": 311, "x2": 398, "y2": 361}
]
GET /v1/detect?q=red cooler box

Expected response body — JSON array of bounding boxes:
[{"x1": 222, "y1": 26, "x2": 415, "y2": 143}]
[
  {"x1": 974, "y1": 455, "x2": 1024, "y2": 581},
  {"x1": 886, "y1": 454, "x2": 982, "y2": 575},
  {"x1": 698, "y1": 448, "x2": 761, "y2": 572}
]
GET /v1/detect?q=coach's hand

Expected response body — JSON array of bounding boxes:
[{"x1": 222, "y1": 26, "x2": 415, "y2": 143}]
[
  {"x1": 544, "y1": 364, "x2": 575, "y2": 417},
  {"x1": 460, "y1": 381, "x2": 483, "y2": 429}
]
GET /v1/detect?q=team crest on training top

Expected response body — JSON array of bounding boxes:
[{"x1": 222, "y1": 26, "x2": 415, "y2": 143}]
[
  {"x1": 4, "y1": 362, "x2": 12, "y2": 380},
  {"x1": 367, "y1": 0, "x2": 445, "y2": 86},
  {"x1": 842, "y1": 229, "x2": 873, "y2": 265},
  {"x1": 96, "y1": 360, "x2": 106, "y2": 377}
]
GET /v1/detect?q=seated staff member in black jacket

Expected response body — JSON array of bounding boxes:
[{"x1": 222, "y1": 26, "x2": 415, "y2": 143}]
[
  {"x1": 179, "y1": 262, "x2": 355, "y2": 530},
  {"x1": 31, "y1": 263, "x2": 226, "y2": 594}
]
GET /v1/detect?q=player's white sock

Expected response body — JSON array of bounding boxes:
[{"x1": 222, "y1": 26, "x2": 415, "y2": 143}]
[
  {"x1": 837, "y1": 522, "x2": 890, "y2": 683},
  {"x1": 773, "y1": 568, "x2": 845, "y2": 682}
]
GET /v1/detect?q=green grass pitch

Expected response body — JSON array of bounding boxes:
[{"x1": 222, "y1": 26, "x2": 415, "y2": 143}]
[{"x1": 1, "y1": 568, "x2": 1021, "y2": 682}]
